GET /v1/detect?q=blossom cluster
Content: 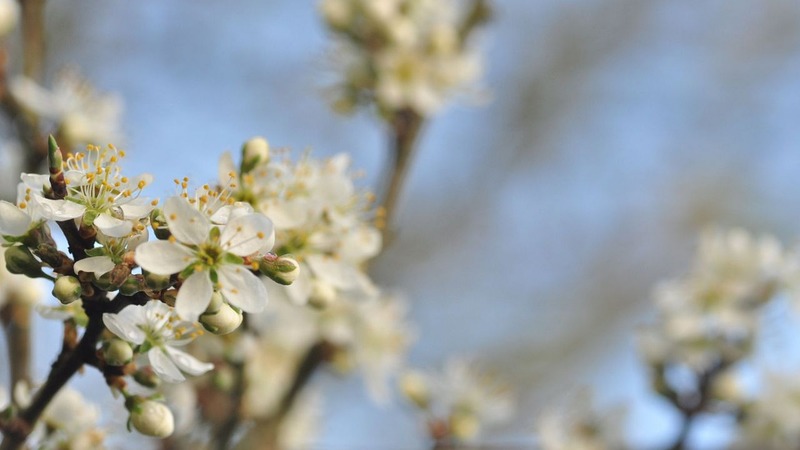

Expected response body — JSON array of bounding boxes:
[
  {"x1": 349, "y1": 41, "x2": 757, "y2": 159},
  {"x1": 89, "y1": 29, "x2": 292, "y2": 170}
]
[
  {"x1": 638, "y1": 228, "x2": 799, "y2": 372},
  {"x1": 400, "y1": 358, "x2": 514, "y2": 443},
  {"x1": 319, "y1": 0, "x2": 486, "y2": 116},
  {"x1": 153, "y1": 139, "x2": 414, "y2": 446},
  {"x1": 0, "y1": 137, "x2": 297, "y2": 441}
]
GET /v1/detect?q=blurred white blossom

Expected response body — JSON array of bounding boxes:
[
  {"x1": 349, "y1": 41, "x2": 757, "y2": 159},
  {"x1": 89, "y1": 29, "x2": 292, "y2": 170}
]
[
  {"x1": 10, "y1": 70, "x2": 124, "y2": 147},
  {"x1": 535, "y1": 390, "x2": 626, "y2": 450},
  {"x1": 320, "y1": 0, "x2": 484, "y2": 115},
  {"x1": 638, "y1": 228, "x2": 800, "y2": 372}
]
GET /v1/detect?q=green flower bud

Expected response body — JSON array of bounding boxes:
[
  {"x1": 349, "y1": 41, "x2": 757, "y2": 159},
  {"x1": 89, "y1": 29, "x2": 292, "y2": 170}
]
[
  {"x1": 133, "y1": 367, "x2": 161, "y2": 389},
  {"x1": 129, "y1": 398, "x2": 174, "y2": 438},
  {"x1": 240, "y1": 137, "x2": 269, "y2": 174},
  {"x1": 4, "y1": 245, "x2": 46, "y2": 279},
  {"x1": 119, "y1": 276, "x2": 144, "y2": 296},
  {"x1": 52, "y1": 276, "x2": 82, "y2": 304},
  {"x1": 212, "y1": 365, "x2": 236, "y2": 392},
  {"x1": 259, "y1": 255, "x2": 300, "y2": 286},
  {"x1": 149, "y1": 209, "x2": 171, "y2": 240},
  {"x1": 200, "y1": 302, "x2": 243, "y2": 335},
  {"x1": 104, "y1": 338, "x2": 133, "y2": 366},
  {"x1": 144, "y1": 271, "x2": 171, "y2": 291}
]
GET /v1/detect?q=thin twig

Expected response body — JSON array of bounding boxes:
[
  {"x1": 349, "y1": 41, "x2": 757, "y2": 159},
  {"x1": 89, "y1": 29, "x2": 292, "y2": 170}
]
[{"x1": 379, "y1": 108, "x2": 423, "y2": 245}]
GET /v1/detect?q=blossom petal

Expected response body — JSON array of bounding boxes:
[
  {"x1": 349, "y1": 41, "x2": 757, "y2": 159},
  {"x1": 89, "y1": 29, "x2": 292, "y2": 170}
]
[
  {"x1": 0, "y1": 201, "x2": 32, "y2": 236},
  {"x1": 148, "y1": 348, "x2": 185, "y2": 383},
  {"x1": 94, "y1": 213, "x2": 133, "y2": 238},
  {"x1": 175, "y1": 271, "x2": 212, "y2": 322},
  {"x1": 306, "y1": 254, "x2": 362, "y2": 289},
  {"x1": 119, "y1": 198, "x2": 156, "y2": 219},
  {"x1": 220, "y1": 213, "x2": 274, "y2": 256},
  {"x1": 217, "y1": 151, "x2": 236, "y2": 186},
  {"x1": 103, "y1": 311, "x2": 146, "y2": 345},
  {"x1": 74, "y1": 256, "x2": 115, "y2": 276},
  {"x1": 163, "y1": 196, "x2": 210, "y2": 246},
  {"x1": 165, "y1": 347, "x2": 214, "y2": 376},
  {"x1": 218, "y1": 265, "x2": 268, "y2": 313},
  {"x1": 135, "y1": 241, "x2": 194, "y2": 275},
  {"x1": 36, "y1": 198, "x2": 85, "y2": 221}
]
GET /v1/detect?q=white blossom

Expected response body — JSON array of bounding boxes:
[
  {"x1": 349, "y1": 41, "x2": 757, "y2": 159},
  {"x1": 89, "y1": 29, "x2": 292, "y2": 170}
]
[
  {"x1": 536, "y1": 390, "x2": 626, "y2": 450},
  {"x1": 103, "y1": 300, "x2": 214, "y2": 382},
  {"x1": 638, "y1": 228, "x2": 800, "y2": 371},
  {"x1": 134, "y1": 196, "x2": 273, "y2": 322},
  {"x1": 10, "y1": 70, "x2": 124, "y2": 146},
  {"x1": 321, "y1": 0, "x2": 484, "y2": 115}
]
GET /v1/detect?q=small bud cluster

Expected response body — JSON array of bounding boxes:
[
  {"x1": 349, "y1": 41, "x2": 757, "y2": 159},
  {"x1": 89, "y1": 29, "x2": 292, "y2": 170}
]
[
  {"x1": 319, "y1": 0, "x2": 488, "y2": 116},
  {"x1": 400, "y1": 358, "x2": 514, "y2": 443}
]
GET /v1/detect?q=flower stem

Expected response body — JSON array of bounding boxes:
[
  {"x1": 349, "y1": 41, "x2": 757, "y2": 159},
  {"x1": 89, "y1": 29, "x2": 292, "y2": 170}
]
[
  {"x1": 0, "y1": 302, "x2": 32, "y2": 392},
  {"x1": 380, "y1": 108, "x2": 424, "y2": 245}
]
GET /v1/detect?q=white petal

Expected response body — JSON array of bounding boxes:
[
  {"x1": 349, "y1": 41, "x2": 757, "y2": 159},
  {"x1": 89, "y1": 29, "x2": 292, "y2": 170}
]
[
  {"x1": 284, "y1": 265, "x2": 312, "y2": 305},
  {"x1": 135, "y1": 241, "x2": 194, "y2": 275},
  {"x1": 260, "y1": 198, "x2": 310, "y2": 230},
  {"x1": 221, "y1": 213, "x2": 274, "y2": 256},
  {"x1": 175, "y1": 271, "x2": 212, "y2": 322},
  {"x1": 0, "y1": 201, "x2": 32, "y2": 236},
  {"x1": 165, "y1": 347, "x2": 214, "y2": 376},
  {"x1": 36, "y1": 198, "x2": 85, "y2": 221},
  {"x1": 103, "y1": 311, "x2": 146, "y2": 345},
  {"x1": 148, "y1": 348, "x2": 185, "y2": 383},
  {"x1": 74, "y1": 256, "x2": 115, "y2": 275},
  {"x1": 218, "y1": 151, "x2": 236, "y2": 186},
  {"x1": 306, "y1": 254, "x2": 362, "y2": 289},
  {"x1": 119, "y1": 198, "x2": 156, "y2": 219},
  {"x1": 94, "y1": 213, "x2": 134, "y2": 238},
  {"x1": 218, "y1": 265, "x2": 268, "y2": 313},
  {"x1": 163, "y1": 197, "x2": 210, "y2": 246}
]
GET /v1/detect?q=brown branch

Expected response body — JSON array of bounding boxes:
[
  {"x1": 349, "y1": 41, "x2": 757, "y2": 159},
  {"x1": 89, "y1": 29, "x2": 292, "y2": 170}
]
[
  {"x1": 18, "y1": 0, "x2": 46, "y2": 81},
  {"x1": 232, "y1": 341, "x2": 332, "y2": 450},
  {"x1": 379, "y1": 108, "x2": 424, "y2": 245}
]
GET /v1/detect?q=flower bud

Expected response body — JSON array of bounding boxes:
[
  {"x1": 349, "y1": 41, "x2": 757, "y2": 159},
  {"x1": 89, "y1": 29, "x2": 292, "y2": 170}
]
[
  {"x1": 144, "y1": 271, "x2": 171, "y2": 290},
  {"x1": 130, "y1": 399, "x2": 174, "y2": 438},
  {"x1": 450, "y1": 410, "x2": 480, "y2": 441},
  {"x1": 119, "y1": 276, "x2": 144, "y2": 296},
  {"x1": 320, "y1": 0, "x2": 351, "y2": 29},
  {"x1": 204, "y1": 291, "x2": 224, "y2": 314},
  {"x1": 308, "y1": 280, "x2": 336, "y2": 309},
  {"x1": 133, "y1": 367, "x2": 161, "y2": 389},
  {"x1": 212, "y1": 365, "x2": 236, "y2": 392},
  {"x1": 240, "y1": 137, "x2": 269, "y2": 174},
  {"x1": 52, "y1": 276, "x2": 82, "y2": 305},
  {"x1": 149, "y1": 209, "x2": 171, "y2": 240},
  {"x1": 199, "y1": 303, "x2": 243, "y2": 335},
  {"x1": 104, "y1": 338, "x2": 133, "y2": 366},
  {"x1": 400, "y1": 371, "x2": 430, "y2": 409},
  {"x1": 4, "y1": 245, "x2": 46, "y2": 279},
  {"x1": 0, "y1": 0, "x2": 19, "y2": 37},
  {"x1": 259, "y1": 255, "x2": 299, "y2": 286}
]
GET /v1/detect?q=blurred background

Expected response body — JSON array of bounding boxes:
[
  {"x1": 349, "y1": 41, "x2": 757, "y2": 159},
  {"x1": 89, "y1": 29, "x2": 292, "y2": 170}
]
[{"x1": 2, "y1": 0, "x2": 800, "y2": 448}]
